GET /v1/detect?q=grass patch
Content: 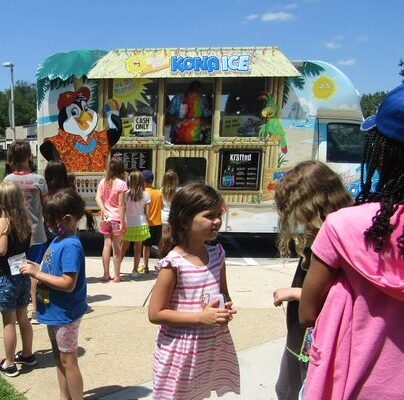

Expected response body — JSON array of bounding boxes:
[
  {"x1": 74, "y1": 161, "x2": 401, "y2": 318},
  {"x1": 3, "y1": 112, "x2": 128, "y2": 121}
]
[{"x1": 0, "y1": 376, "x2": 26, "y2": 399}]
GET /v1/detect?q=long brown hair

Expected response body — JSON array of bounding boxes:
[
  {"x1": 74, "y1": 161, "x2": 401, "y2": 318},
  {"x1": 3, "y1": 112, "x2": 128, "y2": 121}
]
[
  {"x1": 159, "y1": 183, "x2": 224, "y2": 258},
  {"x1": 127, "y1": 170, "x2": 145, "y2": 202},
  {"x1": 106, "y1": 157, "x2": 125, "y2": 183},
  {"x1": 274, "y1": 160, "x2": 353, "y2": 259},
  {"x1": 0, "y1": 181, "x2": 31, "y2": 244},
  {"x1": 161, "y1": 169, "x2": 179, "y2": 203}
]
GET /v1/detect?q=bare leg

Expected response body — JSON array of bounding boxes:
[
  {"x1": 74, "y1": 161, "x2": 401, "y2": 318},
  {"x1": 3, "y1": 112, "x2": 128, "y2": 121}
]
[
  {"x1": 143, "y1": 245, "x2": 150, "y2": 269},
  {"x1": 30, "y1": 278, "x2": 37, "y2": 317},
  {"x1": 16, "y1": 307, "x2": 33, "y2": 357},
  {"x1": 112, "y1": 235, "x2": 122, "y2": 282},
  {"x1": 60, "y1": 351, "x2": 83, "y2": 400},
  {"x1": 102, "y1": 235, "x2": 112, "y2": 280},
  {"x1": 2, "y1": 311, "x2": 17, "y2": 365},
  {"x1": 121, "y1": 240, "x2": 130, "y2": 264},
  {"x1": 49, "y1": 333, "x2": 70, "y2": 400},
  {"x1": 134, "y1": 241, "x2": 142, "y2": 271}
]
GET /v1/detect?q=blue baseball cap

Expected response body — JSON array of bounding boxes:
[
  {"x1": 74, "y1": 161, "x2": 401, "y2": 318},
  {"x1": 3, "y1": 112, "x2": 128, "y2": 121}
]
[
  {"x1": 142, "y1": 169, "x2": 154, "y2": 182},
  {"x1": 361, "y1": 84, "x2": 404, "y2": 143}
]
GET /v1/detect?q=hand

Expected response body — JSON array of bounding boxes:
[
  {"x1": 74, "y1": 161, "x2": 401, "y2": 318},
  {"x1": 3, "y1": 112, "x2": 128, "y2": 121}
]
[
  {"x1": 200, "y1": 299, "x2": 236, "y2": 326},
  {"x1": 273, "y1": 287, "x2": 301, "y2": 306},
  {"x1": 20, "y1": 261, "x2": 41, "y2": 278}
]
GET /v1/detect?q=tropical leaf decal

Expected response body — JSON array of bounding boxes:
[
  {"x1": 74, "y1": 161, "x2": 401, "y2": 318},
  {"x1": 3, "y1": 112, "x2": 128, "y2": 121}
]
[
  {"x1": 36, "y1": 50, "x2": 107, "y2": 108},
  {"x1": 283, "y1": 61, "x2": 325, "y2": 105}
]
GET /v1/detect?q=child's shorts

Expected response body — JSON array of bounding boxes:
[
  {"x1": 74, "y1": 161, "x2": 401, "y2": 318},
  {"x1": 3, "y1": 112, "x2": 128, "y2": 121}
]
[
  {"x1": 124, "y1": 225, "x2": 151, "y2": 242},
  {"x1": 47, "y1": 317, "x2": 82, "y2": 353},
  {"x1": 99, "y1": 220, "x2": 123, "y2": 236},
  {"x1": 0, "y1": 275, "x2": 31, "y2": 312},
  {"x1": 143, "y1": 225, "x2": 162, "y2": 247}
]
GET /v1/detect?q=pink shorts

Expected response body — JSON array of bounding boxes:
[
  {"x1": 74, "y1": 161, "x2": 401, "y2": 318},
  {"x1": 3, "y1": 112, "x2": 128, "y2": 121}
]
[
  {"x1": 99, "y1": 220, "x2": 123, "y2": 236},
  {"x1": 47, "y1": 318, "x2": 82, "y2": 353}
]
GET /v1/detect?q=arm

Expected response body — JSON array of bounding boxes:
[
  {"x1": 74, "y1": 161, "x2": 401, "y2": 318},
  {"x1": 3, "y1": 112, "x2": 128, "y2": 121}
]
[
  {"x1": 299, "y1": 254, "x2": 338, "y2": 327},
  {"x1": 0, "y1": 217, "x2": 10, "y2": 256},
  {"x1": 273, "y1": 287, "x2": 302, "y2": 306},
  {"x1": 144, "y1": 203, "x2": 150, "y2": 221},
  {"x1": 118, "y1": 191, "x2": 126, "y2": 230},
  {"x1": 219, "y1": 262, "x2": 231, "y2": 301},
  {"x1": 95, "y1": 184, "x2": 106, "y2": 219},
  {"x1": 20, "y1": 261, "x2": 78, "y2": 293},
  {"x1": 148, "y1": 267, "x2": 234, "y2": 327}
]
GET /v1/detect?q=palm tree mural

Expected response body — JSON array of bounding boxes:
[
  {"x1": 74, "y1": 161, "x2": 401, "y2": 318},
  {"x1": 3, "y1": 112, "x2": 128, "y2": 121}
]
[
  {"x1": 36, "y1": 49, "x2": 107, "y2": 109},
  {"x1": 282, "y1": 61, "x2": 325, "y2": 106}
]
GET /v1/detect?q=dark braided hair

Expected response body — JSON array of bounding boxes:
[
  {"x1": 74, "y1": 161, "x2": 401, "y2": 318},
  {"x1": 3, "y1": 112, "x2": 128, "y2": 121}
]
[{"x1": 356, "y1": 129, "x2": 404, "y2": 254}]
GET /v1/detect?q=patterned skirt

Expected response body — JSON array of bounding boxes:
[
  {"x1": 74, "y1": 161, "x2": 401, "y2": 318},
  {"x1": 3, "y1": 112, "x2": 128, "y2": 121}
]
[{"x1": 123, "y1": 225, "x2": 151, "y2": 242}]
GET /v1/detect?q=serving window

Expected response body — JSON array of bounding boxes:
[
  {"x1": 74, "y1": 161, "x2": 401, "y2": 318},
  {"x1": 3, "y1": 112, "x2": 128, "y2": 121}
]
[
  {"x1": 165, "y1": 78, "x2": 214, "y2": 145},
  {"x1": 165, "y1": 157, "x2": 207, "y2": 185},
  {"x1": 112, "y1": 78, "x2": 158, "y2": 137},
  {"x1": 220, "y1": 78, "x2": 267, "y2": 137}
]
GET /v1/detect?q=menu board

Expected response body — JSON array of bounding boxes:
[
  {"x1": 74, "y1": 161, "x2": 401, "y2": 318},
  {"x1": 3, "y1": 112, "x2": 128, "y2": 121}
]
[
  {"x1": 111, "y1": 149, "x2": 152, "y2": 172},
  {"x1": 219, "y1": 149, "x2": 262, "y2": 190}
]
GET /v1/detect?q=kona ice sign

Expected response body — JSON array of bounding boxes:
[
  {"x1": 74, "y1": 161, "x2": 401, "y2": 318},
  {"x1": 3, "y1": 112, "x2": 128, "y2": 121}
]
[{"x1": 170, "y1": 55, "x2": 250, "y2": 73}]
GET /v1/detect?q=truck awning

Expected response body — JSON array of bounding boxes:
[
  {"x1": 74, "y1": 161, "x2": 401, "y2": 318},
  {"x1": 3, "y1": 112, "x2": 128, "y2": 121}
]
[{"x1": 87, "y1": 47, "x2": 300, "y2": 79}]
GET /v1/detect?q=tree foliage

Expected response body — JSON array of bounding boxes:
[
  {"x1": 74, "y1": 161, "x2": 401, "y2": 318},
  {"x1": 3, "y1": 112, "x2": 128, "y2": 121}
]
[
  {"x1": 0, "y1": 80, "x2": 37, "y2": 135},
  {"x1": 399, "y1": 58, "x2": 404, "y2": 84},
  {"x1": 360, "y1": 91, "x2": 388, "y2": 118}
]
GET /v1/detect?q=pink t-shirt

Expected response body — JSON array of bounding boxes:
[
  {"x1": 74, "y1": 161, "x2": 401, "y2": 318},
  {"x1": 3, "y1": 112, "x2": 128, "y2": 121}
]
[
  {"x1": 305, "y1": 203, "x2": 404, "y2": 400},
  {"x1": 98, "y1": 178, "x2": 127, "y2": 222}
]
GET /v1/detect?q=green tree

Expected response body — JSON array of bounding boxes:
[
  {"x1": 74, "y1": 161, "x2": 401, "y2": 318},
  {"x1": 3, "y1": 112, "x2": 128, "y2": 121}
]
[
  {"x1": 0, "y1": 81, "x2": 37, "y2": 135},
  {"x1": 360, "y1": 91, "x2": 388, "y2": 118},
  {"x1": 399, "y1": 58, "x2": 404, "y2": 83}
]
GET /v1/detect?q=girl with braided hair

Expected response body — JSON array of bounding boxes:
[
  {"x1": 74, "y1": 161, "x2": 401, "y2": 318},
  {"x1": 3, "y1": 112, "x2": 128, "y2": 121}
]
[{"x1": 299, "y1": 84, "x2": 404, "y2": 400}]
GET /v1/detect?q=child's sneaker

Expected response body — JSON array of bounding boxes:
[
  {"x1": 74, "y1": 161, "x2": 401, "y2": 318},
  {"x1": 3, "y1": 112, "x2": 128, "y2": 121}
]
[
  {"x1": 14, "y1": 351, "x2": 37, "y2": 366},
  {"x1": 144, "y1": 267, "x2": 150, "y2": 274},
  {"x1": 0, "y1": 359, "x2": 19, "y2": 377},
  {"x1": 137, "y1": 265, "x2": 145, "y2": 273},
  {"x1": 30, "y1": 311, "x2": 39, "y2": 325}
]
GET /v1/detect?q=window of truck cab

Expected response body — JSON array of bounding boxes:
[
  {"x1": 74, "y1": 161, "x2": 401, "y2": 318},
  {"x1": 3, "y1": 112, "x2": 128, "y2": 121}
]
[
  {"x1": 220, "y1": 77, "x2": 267, "y2": 137},
  {"x1": 326, "y1": 123, "x2": 364, "y2": 163}
]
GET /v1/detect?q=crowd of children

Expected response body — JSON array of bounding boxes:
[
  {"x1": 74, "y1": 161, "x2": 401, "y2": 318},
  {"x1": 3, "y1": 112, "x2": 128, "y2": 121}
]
[{"x1": 0, "y1": 83, "x2": 403, "y2": 400}]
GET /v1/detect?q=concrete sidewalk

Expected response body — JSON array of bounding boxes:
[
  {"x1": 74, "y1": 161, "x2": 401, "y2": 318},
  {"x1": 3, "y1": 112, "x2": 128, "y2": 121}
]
[{"x1": 3, "y1": 256, "x2": 297, "y2": 399}]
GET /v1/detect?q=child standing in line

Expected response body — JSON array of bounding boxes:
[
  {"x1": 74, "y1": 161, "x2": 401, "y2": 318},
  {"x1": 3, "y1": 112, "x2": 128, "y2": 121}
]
[
  {"x1": 5, "y1": 140, "x2": 48, "y2": 324},
  {"x1": 148, "y1": 183, "x2": 240, "y2": 400},
  {"x1": 272, "y1": 161, "x2": 352, "y2": 400},
  {"x1": 160, "y1": 169, "x2": 179, "y2": 237},
  {"x1": 141, "y1": 170, "x2": 163, "y2": 274},
  {"x1": 20, "y1": 189, "x2": 87, "y2": 400},
  {"x1": 0, "y1": 181, "x2": 36, "y2": 377},
  {"x1": 121, "y1": 171, "x2": 151, "y2": 278},
  {"x1": 96, "y1": 157, "x2": 127, "y2": 283}
]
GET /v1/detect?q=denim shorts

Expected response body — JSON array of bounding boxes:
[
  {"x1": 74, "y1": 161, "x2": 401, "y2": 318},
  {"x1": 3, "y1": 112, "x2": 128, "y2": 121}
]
[{"x1": 0, "y1": 275, "x2": 31, "y2": 312}]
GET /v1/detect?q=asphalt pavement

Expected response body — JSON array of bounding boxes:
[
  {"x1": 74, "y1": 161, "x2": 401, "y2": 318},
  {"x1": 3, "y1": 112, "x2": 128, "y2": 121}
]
[{"x1": 2, "y1": 255, "x2": 298, "y2": 399}]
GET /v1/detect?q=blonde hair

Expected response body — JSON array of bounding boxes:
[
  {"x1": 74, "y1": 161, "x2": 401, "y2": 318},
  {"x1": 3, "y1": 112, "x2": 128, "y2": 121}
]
[
  {"x1": 127, "y1": 170, "x2": 145, "y2": 202},
  {"x1": 274, "y1": 160, "x2": 352, "y2": 259},
  {"x1": 161, "y1": 169, "x2": 179, "y2": 203},
  {"x1": 0, "y1": 181, "x2": 31, "y2": 244}
]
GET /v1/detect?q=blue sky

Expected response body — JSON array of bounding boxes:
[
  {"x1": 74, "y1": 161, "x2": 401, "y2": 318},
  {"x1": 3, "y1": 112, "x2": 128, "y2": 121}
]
[{"x1": 1, "y1": 0, "x2": 403, "y2": 95}]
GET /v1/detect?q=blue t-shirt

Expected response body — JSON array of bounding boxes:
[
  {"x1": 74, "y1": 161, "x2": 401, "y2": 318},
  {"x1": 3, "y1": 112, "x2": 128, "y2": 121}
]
[{"x1": 37, "y1": 235, "x2": 87, "y2": 325}]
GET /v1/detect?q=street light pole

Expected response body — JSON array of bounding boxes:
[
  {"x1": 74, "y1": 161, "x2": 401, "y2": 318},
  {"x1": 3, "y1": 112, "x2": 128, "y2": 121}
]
[{"x1": 3, "y1": 62, "x2": 16, "y2": 142}]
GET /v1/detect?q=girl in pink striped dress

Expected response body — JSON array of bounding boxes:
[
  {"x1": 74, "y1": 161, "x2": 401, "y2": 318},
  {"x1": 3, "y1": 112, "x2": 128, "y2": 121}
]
[{"x1": 148, "y1": 183, "x2": 240, "y2": 400}]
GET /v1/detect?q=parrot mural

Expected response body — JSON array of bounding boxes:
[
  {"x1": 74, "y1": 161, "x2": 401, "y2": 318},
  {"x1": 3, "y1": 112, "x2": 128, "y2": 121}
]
[{"x1": 258, "y1": 93, "x2": 288, "y2": 154}]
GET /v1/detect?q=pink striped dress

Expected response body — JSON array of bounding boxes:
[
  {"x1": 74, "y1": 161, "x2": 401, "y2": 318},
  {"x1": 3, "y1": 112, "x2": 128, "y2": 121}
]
[{"x1": 153, "y1": 243, "x2": 240, "y2": 400}]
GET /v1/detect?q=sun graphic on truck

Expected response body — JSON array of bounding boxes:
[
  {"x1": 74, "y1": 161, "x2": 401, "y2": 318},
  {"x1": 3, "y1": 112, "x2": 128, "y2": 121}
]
[{"x1": 312, "y1": 76, "x2": 337, "y2": 100}]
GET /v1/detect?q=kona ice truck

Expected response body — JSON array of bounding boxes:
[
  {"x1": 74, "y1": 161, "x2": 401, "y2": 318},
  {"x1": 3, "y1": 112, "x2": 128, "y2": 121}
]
[{"x1": 36, "y1": 47, "x2": 364, "y2": 233}]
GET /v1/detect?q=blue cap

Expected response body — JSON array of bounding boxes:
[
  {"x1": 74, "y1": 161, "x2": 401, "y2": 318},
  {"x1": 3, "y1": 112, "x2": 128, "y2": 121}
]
[
  {"x1": 361, "y1": 84, "x2": 404, "y2": 144},
  {"x1": 142, "y1": 169, "x2": 154, "y2": 182}
]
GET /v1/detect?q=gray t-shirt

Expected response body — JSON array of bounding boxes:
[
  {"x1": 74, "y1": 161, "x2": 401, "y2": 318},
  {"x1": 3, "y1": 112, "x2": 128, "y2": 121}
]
[{"x1": 5, "y1": 171, "x2": 48, "y2": 245}]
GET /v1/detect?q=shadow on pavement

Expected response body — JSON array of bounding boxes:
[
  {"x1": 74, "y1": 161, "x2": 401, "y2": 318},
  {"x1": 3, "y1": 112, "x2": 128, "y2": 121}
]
[{"x1": 84, "y1": 385, "x2": 152, "y2": 399}]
